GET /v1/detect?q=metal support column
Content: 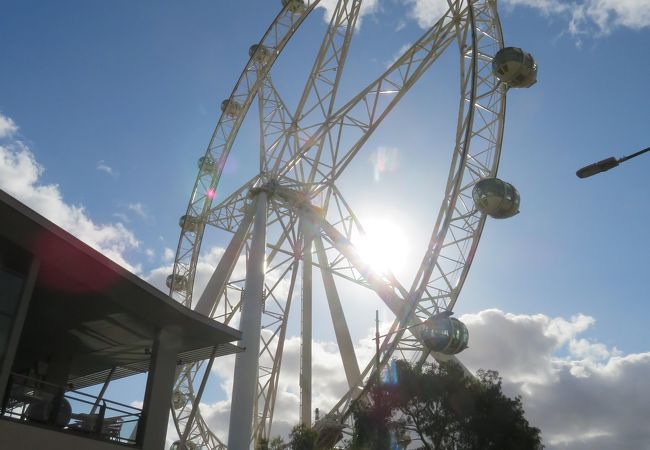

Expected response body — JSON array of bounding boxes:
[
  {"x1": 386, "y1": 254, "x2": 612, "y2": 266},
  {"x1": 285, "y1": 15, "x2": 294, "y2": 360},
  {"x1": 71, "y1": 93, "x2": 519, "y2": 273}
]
[
  {"x1": 90, "y1": 366, "x2": 116, "y2": 415},
  {"x1": 314, "y1": 236, "x2": 361, "y2": 391},
  {"x1": 300, "y1": 218, "x2": 315, "y2": 426},
  {"x1": 228, "y1": 192, "x2": 268, "y2": 449}
]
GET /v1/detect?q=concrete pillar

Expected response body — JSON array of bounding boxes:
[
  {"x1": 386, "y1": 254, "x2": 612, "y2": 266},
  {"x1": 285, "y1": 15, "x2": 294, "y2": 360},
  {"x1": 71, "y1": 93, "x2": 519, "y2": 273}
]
[
  {"x1": 139, "y1": 327, "x2": 181, "y2": 450},
  {"x1": 228, "y1": 192, "x2": 267, "y2": 449}
]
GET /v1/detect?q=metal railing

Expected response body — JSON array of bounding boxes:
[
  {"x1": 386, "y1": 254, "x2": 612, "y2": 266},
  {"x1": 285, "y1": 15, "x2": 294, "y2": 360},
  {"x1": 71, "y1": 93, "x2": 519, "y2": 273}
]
[{"x1": 1, "y1": 373, "x2": 141, "y2": 446}]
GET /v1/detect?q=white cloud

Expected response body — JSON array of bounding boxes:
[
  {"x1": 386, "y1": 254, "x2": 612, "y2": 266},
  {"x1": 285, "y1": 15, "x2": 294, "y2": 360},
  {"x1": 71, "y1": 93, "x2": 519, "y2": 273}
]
[
  {"x1": 400, "y1": 0, "x2": 650, "y2": 36},
  {"x1": 0, "y1": 112, "x2": 18, "y2": 138},
  {"x1": 128, "y1": 202, "x2": 148, "y2": 219},
  {"x1": 112, "y1": 212, "x2": 130, "y2": 223},
  {"x1": 403, "y1": 0, "x2": 449, "y2": 29},
  {"x1": 163, "y1": 247, "x2": 175, "y2": 262},
  {"x1": 501, "y1": 0, "x2": 650, "y2": 35},
  {"x1": 96, "y1": 159, "x2": 118, "y2": 177},
  {"x1": 574, "y1": 0, "x2": 650, "y2": 33},
  {"x1": 502, "y1": 0, "x2": 570, "y2": 15},
  {"x1": 460, "y1": 309, "x2": 650, "y2": 449},
  {"x1": 317, "y1": 0, "x2": 379, "y2": 28},
  {"x1": 0, "y1": 114, "x2": 140, "y2": 272}
]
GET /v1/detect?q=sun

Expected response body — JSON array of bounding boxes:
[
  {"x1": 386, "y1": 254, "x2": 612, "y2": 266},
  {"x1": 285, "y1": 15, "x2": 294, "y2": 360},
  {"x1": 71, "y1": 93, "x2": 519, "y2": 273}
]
[{"x1": 354, "y1": 217, "x2": 410, "y2": 275}]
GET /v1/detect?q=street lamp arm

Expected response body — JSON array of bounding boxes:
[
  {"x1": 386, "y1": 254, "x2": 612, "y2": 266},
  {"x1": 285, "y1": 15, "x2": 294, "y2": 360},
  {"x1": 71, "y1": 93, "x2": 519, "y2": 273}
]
[{"x1": 618, "y1": 145, "x2": 650, "y2": 163}]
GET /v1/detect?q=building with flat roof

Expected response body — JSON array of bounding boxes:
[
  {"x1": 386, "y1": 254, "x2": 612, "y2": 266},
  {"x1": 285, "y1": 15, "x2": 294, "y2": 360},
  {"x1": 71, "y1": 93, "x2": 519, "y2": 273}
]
[{"x1": 0, "y1": 189, "x2": 241, "y2": 449}]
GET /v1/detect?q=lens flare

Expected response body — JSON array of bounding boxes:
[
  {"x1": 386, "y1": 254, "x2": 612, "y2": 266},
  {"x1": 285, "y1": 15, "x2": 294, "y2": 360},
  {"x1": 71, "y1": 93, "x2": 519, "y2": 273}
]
[{"x1": 370, "y1": 146, "x2": 399, "y2": 182}]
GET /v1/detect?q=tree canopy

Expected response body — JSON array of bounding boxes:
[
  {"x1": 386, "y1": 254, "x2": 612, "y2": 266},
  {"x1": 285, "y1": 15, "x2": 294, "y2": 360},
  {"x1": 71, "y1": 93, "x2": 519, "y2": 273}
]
[
  {"x1": 289, "y1": 424, "x2": 319, "y2": 450},
  {"x1": 258, "y1": 424, "x2": 319, "y2": 450},
  {"x1": 257, "y1": 435, "x2": 286, "y2": 450},
  {"x1": 259, "y1": 362, "x2": 542, "y2": 449},
  {"x1": 346, "y1": 361, "x2": 543, "y2": 450}
]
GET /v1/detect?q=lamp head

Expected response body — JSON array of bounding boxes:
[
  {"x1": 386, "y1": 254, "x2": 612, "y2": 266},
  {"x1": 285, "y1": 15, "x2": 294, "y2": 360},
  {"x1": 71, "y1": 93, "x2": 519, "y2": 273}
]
[{"x1": 576, "y1": 156, "x2": 619, "y2": 178}]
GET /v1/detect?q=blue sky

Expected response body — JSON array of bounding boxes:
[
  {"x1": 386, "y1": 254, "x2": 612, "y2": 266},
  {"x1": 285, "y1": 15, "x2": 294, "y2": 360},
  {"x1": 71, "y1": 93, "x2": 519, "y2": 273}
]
[{"x1": 1, "y1": 0, "x2": 650, "y2": 447}]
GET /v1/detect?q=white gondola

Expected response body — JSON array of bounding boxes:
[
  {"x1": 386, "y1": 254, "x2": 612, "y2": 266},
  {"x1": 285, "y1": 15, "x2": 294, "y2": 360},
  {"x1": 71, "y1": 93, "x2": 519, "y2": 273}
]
[
  {"x1": 179, "y1": 215, "x2": 200, "y2": 233},
  {"x1": 281, "y1": 0, "x2": 306, "y2": 14},
  {"x1": 172, "y1": 390, "x2": 186, "y2": 410},
  {"x1": 220, "y1": 99, "x2": 242, "y2": 118},
  {"x1": 166, "y1": 274, "x2": 188, "y2": 292},
  {"x1": 420, "y1": 314, "x2": 469, "y2": 355},
  {"x1": 248, "y1": 44, "x2": 270, "y2": 65},
  {"x1": 492, "y1": 47, "x2": 537, "y2": 88},
  {"x1": 313, "y1": 415, "x2": 345, "y2": 449},
  {"x1": 472, "y1": 177, "x2": 520, "y2": 219},
  {"x1": 169, "y1": 440, "x2": 197, "y2": 450},
  {"x1": 197, "y1": 155, "x2": 216, "y2": 175}
]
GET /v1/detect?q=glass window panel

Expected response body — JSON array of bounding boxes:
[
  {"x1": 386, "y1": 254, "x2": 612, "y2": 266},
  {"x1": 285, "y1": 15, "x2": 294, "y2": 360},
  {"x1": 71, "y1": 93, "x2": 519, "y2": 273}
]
[
  {"x1": 0, "y1": 314, "x2": 14, "y2": 364},
  {"x1": 0, "y1": 270, "x2": 24, "y2": 316}
]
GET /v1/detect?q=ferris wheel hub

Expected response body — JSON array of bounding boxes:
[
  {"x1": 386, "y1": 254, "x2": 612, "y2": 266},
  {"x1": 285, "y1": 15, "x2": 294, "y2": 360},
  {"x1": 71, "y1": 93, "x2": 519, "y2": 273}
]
[{"x1": 248, "y1": 180, "x2": 280, "y2": 198}]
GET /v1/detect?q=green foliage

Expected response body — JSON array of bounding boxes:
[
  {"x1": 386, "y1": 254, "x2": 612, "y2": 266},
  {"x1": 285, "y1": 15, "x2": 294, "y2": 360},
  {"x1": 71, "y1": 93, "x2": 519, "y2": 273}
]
[
  {"x1": 289, "y1": 424, "x2": 318, "y2": 450},
  {"x1": 257, "y1": 436, "x2": 286, "y2": 450},
  {"x1": 459, "y1": 369, "x2": 542, "y2": 450},
  {"x1": 348, "y1": 361, "x2": 543, "y2": 450},
  {"x1": 269, "y1": 436, "x2": 286, "y2": 450},
  {"x1": 347, "y1": 381, "x2": 392, "y2": 450}
]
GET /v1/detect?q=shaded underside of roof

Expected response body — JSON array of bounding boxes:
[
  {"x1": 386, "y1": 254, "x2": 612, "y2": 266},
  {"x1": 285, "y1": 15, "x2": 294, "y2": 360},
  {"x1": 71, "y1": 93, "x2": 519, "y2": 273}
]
[{"x1": 69, "y1": 343, "x2": 243, "y2": 390}]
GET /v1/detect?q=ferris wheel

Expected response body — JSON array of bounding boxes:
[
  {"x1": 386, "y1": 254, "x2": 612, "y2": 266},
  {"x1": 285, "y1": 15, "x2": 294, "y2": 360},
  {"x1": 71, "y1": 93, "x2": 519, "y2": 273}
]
[{"x1": 166, "y1": 0, "x2": 536, "y2": 448}]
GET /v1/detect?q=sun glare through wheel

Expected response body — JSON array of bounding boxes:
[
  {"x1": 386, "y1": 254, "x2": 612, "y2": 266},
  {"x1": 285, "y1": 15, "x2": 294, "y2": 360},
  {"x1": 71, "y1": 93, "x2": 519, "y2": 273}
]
[
  {"x1": 353, "y1": 217, "x2": 409, "y2": 275},
  {"x1": 166, "y1": 0, "x2": 536, "y2": 448}
]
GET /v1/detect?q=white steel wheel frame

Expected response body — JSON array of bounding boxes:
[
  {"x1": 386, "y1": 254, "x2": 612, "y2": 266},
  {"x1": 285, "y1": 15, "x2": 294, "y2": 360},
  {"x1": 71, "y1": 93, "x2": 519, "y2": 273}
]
[{"x1": 168, "y1": 0, "x2": 507, "y2": 448}]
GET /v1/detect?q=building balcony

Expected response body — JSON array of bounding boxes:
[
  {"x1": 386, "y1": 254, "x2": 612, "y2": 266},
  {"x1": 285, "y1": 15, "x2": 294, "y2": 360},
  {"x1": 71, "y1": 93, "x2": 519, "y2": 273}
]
[{"x1": 2, "y1": 372, "x2": 140, "y2": 445}]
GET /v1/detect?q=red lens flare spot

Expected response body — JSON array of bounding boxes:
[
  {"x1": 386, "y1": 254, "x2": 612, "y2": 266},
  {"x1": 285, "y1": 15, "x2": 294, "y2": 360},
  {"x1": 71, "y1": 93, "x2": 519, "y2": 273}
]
[
  {"x1": 207, "y1": 188, "x2": 216, "y2": 199},
  {"x1": 32, "y1": 232, "x2": 120, "y2": 294}
]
